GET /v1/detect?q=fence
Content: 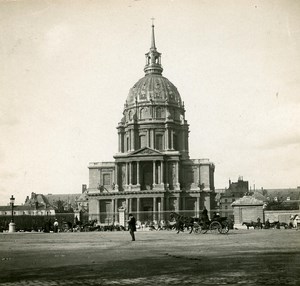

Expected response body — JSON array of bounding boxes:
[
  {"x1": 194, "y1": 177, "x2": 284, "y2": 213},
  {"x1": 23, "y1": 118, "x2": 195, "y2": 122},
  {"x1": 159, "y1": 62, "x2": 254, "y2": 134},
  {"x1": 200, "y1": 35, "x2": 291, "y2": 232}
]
[
  {"x1": 90, "y1": 209, "x2": 233, "y2": 225},
  {"x1": 0, "y1": 213, "x2": 89, "y2": 232}
]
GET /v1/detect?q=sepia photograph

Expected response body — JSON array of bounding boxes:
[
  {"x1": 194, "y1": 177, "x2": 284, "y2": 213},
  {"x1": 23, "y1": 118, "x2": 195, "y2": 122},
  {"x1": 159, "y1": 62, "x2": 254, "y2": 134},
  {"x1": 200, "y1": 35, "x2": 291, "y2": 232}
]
[{"x1": 0, "y1": 0, "x2": 299, "y2": 285}]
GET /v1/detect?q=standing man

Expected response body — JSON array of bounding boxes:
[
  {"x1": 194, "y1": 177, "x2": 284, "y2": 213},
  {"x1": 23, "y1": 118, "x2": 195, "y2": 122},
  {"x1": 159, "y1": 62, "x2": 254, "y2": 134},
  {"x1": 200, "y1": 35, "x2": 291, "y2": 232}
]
[
  {"x1": 53, "y1": 219, "x2": 59, "y2": 233},
  {"x1": 202, "y1": 206, "x2": 209, "y2": 222},
  {"x1": 128, "y1": 213, "x2": 136, "y2": 241}
]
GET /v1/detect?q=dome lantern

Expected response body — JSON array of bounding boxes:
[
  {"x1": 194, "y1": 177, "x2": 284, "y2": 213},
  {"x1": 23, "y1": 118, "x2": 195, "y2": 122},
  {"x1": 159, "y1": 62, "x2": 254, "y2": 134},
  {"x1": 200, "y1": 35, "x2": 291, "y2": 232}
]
[{"x1": 144, "y1": 24, "x2": 163, "y2": 75}]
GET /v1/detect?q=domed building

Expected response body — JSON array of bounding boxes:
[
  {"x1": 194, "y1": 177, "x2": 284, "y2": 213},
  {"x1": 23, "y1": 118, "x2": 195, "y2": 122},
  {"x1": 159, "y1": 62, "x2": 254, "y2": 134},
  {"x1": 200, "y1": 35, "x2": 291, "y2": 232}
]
[{"x1": 87, "y1": 25, "x2": 215, "y2": 225}]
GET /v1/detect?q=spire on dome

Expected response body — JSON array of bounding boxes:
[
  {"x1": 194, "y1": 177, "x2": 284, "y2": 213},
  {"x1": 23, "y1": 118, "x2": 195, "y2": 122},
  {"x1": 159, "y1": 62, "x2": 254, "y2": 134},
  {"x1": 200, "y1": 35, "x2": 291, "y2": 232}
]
[
  {"x1": 150, "y1": 18, "x2": 156, "y2": 51},
  {"x1": 144, "y1": 20, "x2": 163, "y2": 75}
]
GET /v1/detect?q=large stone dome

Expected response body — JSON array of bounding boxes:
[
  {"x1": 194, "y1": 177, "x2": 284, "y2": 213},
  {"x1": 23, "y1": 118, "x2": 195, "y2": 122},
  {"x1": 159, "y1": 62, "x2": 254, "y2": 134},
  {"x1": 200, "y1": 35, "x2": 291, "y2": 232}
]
[{"x1": 126, "y1": 74, "x2": 182, "y2": 106}]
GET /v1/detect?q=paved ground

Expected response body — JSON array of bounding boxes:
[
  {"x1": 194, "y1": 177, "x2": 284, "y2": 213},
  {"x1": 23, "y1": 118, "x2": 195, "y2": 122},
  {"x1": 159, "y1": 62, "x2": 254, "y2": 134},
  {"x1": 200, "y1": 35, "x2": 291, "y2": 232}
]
[{"x1": 0, "y1": 229, "x2": 299, "y2": 285}]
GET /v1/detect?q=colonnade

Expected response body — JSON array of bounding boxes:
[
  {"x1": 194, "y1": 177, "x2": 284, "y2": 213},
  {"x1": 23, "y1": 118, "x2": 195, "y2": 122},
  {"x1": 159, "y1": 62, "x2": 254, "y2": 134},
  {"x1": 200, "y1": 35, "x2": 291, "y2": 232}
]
[
  {"x1": 96, "y1": 194, "x2": 210, "y2": 223},
  {"x1": 117, "y1": 125, "x2": 189, "y2": 153},
  {"x1": 115, "y1": 160, "x2": 180, "y2": 190}
]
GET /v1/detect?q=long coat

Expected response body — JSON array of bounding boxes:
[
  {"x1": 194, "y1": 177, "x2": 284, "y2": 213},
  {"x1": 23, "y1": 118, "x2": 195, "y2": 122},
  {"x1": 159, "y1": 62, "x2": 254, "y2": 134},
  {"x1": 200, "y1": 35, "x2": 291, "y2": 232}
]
[{"x1": 128, "y1": 216, "x2": 136, "y2": 231}]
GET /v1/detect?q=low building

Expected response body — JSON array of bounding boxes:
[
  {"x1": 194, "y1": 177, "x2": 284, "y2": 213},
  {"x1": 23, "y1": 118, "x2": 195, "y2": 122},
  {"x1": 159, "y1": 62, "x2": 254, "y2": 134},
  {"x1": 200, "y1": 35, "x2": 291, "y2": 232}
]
[{"x1": 231, "y1": 196, "x2": 264, "y2": 228}]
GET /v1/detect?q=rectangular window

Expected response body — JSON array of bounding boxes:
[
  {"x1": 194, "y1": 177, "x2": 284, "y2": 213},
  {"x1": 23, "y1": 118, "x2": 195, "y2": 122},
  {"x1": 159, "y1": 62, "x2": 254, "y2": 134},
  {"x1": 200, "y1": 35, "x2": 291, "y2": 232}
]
[
  {"x1": 139, "y1": 135, "x2": 146, "y2": 149},
  {"x1": 103, "y1": 174, "x2": 111, "y2": 185},
  {"x1": 155, "y1": 135, "x2": 163, "y2": 151}
]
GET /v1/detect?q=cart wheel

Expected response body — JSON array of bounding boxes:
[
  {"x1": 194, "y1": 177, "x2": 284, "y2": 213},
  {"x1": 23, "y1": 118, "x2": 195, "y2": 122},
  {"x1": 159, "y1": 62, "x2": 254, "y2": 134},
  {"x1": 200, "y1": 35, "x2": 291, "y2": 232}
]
[
  {"x1": 219, "y1": 221, "x2": 229, "y2": 234},
  {"x1": 210, "y1": 221, "x2": 221, "y2": 234},
  {"x1": 194, "y1": 224, "x2": 207, "y2": 234},
  {"x1": 194, "y1": 225, "x2": 201, "y2": 234}
]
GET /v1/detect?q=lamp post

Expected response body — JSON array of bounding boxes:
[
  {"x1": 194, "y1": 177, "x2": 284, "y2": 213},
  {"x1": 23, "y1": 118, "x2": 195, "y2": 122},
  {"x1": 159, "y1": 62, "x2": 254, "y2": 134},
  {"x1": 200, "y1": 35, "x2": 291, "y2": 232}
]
[{"x1": 8, "y1": 195, "x2": 16, "y2": 233}]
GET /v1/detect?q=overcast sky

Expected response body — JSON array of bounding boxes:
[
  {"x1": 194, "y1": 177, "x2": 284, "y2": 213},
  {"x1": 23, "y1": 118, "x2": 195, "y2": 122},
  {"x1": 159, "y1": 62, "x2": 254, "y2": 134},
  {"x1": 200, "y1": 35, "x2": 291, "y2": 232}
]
[{"x1": 1, "y1": 0, "x2": 300, "y2": 205}]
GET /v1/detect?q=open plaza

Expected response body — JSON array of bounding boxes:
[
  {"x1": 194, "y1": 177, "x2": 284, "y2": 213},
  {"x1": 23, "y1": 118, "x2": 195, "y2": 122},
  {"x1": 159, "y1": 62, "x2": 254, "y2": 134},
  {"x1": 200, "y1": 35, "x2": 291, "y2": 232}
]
[{"x1": 0, "y1": 229, "x2": 299, "y2": 285}]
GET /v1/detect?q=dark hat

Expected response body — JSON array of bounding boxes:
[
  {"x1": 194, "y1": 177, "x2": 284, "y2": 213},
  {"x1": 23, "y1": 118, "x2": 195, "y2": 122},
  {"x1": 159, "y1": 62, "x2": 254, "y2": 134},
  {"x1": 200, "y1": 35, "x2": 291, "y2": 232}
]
[{"x1": 129, "y1": 213, "x2": 133, "y2": 216}]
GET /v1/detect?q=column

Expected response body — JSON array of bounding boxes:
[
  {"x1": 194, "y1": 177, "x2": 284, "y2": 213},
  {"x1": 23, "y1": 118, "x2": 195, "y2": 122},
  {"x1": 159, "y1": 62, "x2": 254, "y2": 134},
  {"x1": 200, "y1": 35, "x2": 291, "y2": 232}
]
[
  {"x1": 115, "y1": 199, "x2": 118, "y2": 222},
  {"x1": 111, "y1": 199, "x2": 115, "y2": 224},
  {"x1": 175, "y1": 161, "x2": 180, "y2": 190},
  {"x1": 165, "y1": 162, "x2": 169, "y2": 188},
  {"x1": 175, "y1": 161, "x2": 179, "y2": 183},
  {"x1": 129, "y1": 162, "x2": 132, "y2": 185},
  {"x1": 158, "y1": 164, "x2": 161, "y2": 184},
  {"x1": 161, "y1": 161, "x2": 164, "y2": 185},
  {"x1": 118, "y1": 133, "x2": 121, "y2": 152},
  {"x1": 136, "y1": 161, "x2": 140, "y2": 186},
  {"x1": 114, "y1": 163, "x2": 119, "y2": 191},
  {"x1": 125, "y1": 163, "x2": 128, "y2": 186},
  {"x1": 151, "y1": 129, "x2": 155, "y2": 149},
  {"x1": 126, "y1": 198, "x2": 129, "y2": 212},
  {"x1": 160, "y1": 197, "x2": 164, "y2": 221},
  {"x1": 131, "y1": 129, "x2": 135, "y2": 151},
  {"x1": 171, "y1": 130, "x2": 174, "y2": 150},
  {"x1": 129, "y1": 198, "x2": 132, "y2": 213},
  {"x1": 137, "y1": 197, "x2": 140, "y2": 221},
  {"x1": 152, "y1": 161, "x2": 156, "y2": 187},
  {"x1": 196, "y1": 197, "x2": 200, "y2": 218},
  {"x1": 147, "y1": 129, "x2": 150, "y2": 147},
  {"x1": 153, "y1": 197, "x2": 157, "y2": 221},
  {"x1": 166, "y1": 129, "x2": 170, "y2": 150}
]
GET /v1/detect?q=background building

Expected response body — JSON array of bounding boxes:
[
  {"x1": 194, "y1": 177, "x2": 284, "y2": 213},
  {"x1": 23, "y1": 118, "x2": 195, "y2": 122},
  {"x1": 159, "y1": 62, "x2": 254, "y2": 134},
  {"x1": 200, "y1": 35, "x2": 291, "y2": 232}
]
[{"x1": 219, "y1": 176, "x2": 249, "y2": 219}]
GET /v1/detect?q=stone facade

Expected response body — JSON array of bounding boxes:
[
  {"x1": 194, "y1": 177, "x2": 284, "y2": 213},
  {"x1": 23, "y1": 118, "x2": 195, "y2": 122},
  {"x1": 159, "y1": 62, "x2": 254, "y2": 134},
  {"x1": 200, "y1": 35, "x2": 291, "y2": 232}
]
[
  {"x1": 87, "y1": 25, "x2": 215, "y2": 224},
  {"x1": 231, "y1": 196, "x2": 264, "y2": 228}
]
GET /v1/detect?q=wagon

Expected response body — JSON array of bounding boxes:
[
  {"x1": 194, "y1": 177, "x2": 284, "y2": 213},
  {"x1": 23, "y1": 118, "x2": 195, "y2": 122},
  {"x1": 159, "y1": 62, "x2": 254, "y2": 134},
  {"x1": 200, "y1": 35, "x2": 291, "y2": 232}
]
[{"x1": 194, "y1": 216, "x2": 229, "y2": 234}]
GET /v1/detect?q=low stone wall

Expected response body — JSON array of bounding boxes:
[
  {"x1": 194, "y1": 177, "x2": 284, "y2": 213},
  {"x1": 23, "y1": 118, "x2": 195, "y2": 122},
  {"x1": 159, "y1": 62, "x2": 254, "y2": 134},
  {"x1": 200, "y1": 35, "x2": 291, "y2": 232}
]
[{"x1": 264, "y1": 210, "x2": 299, "y2": 223}]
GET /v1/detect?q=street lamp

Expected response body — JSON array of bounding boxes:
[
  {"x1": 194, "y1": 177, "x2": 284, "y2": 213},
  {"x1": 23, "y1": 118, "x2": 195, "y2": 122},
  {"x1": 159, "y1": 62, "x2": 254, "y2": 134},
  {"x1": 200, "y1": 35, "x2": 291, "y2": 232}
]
[{"x1": 9, "y1": 195, "x2": 16, "y2": 233}]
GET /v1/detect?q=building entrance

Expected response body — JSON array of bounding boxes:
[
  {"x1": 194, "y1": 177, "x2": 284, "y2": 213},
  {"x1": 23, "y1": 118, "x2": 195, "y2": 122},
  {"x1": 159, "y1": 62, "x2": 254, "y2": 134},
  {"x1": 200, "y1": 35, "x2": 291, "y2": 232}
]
[{"x1": 141, "y1": 162, "x2": 153, "y2": 190}]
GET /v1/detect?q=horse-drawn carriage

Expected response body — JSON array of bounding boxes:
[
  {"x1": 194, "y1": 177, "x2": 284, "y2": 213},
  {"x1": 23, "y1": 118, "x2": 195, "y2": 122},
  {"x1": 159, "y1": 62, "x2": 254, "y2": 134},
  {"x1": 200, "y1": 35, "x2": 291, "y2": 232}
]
[
  {"x1": 194, "y1": 216, "x2": 229, "y2": 234},
  {"x1": 170, "y1": 212, "x2": 229, "y2": 234}
]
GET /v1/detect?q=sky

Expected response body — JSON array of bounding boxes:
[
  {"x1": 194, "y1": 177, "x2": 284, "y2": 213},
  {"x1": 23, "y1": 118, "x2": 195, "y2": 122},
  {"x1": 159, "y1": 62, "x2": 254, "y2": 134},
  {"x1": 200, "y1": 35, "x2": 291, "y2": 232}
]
[{"x1": 0, "y1": 0, "x2": 300, "y2": 205}]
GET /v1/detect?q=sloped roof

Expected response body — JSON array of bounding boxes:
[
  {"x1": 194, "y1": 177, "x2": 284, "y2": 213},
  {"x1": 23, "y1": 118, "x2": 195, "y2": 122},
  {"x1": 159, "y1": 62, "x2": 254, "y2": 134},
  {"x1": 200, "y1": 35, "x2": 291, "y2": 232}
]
[
  {"x1": 265, "y1": 188, "x2": 300, "y2": 201},
  {"x1": 24, "y1": 193, "x2": 82, "y2": 209},
  {"x1": 253, "y1": 191, "x2": 268, "y2": 202}
]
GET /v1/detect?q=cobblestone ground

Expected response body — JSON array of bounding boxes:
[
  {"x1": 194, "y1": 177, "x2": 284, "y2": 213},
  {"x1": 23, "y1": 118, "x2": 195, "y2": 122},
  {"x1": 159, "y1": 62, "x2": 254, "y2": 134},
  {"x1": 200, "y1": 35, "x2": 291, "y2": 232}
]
[{"x1": 0, "y1": 229, "x2": 299, "y2": 285}]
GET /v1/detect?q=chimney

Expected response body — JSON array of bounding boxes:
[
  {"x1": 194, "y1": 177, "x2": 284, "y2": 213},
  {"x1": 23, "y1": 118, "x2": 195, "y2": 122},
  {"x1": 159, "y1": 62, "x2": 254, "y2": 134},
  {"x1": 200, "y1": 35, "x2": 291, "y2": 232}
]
[{"x1": 82, "y1": 184, "x2": 87, "y2": 193}]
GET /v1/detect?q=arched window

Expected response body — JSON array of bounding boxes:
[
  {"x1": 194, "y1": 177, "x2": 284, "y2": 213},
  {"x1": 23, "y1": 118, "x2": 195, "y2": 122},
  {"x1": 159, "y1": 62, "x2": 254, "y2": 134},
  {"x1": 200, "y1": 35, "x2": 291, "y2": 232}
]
[
  {"x1": 173, "y1": 134, "x2": 177, "y2": 150},
  {"x1": 126, "y1": 137, "x2": 129, "y2": 151},
  {"x1": 140, "y1": 108, "x2": 145, "y2": 119}
]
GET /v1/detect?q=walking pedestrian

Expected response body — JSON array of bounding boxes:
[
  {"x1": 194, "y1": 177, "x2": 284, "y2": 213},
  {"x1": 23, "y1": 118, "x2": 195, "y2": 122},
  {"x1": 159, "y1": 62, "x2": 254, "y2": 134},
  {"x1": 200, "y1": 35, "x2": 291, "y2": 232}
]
[
  {"x1": 127, "y1": 213, "x2": 136, "y2": 241},
  {"x1": 53, "y1": 219, "x2": 59, "y2": 233}
]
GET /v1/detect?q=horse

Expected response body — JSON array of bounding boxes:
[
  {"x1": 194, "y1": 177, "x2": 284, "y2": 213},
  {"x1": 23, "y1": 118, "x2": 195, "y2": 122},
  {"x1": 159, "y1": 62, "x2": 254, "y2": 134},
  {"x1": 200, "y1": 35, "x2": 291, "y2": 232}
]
[
  {"x1": 82, "y1": 219, "x2": 98, "y2": 231},
  {"x1": 242, "y1": 222, "x2": 255, "y2": 229},
  {"x1": 243, "y1": 218, "x2": 263, "y2": 230},
  {"x1": 169, "y1": 212, "x2": 198, "y2": 234}
]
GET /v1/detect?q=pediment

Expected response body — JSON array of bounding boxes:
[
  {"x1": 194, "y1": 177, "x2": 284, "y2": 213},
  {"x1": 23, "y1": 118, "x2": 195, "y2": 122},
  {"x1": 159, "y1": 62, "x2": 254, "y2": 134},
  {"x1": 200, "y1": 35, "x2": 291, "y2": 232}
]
[{"x1": 128, "y1": 147, "x2": 163, "y2": 157}]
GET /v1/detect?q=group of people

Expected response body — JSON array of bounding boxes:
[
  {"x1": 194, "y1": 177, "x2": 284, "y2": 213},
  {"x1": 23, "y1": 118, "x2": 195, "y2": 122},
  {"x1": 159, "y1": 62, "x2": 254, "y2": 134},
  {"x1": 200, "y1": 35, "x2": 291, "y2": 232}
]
[{"x1": 127, "y1": 208, "x2": 213, "y2": 241}]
